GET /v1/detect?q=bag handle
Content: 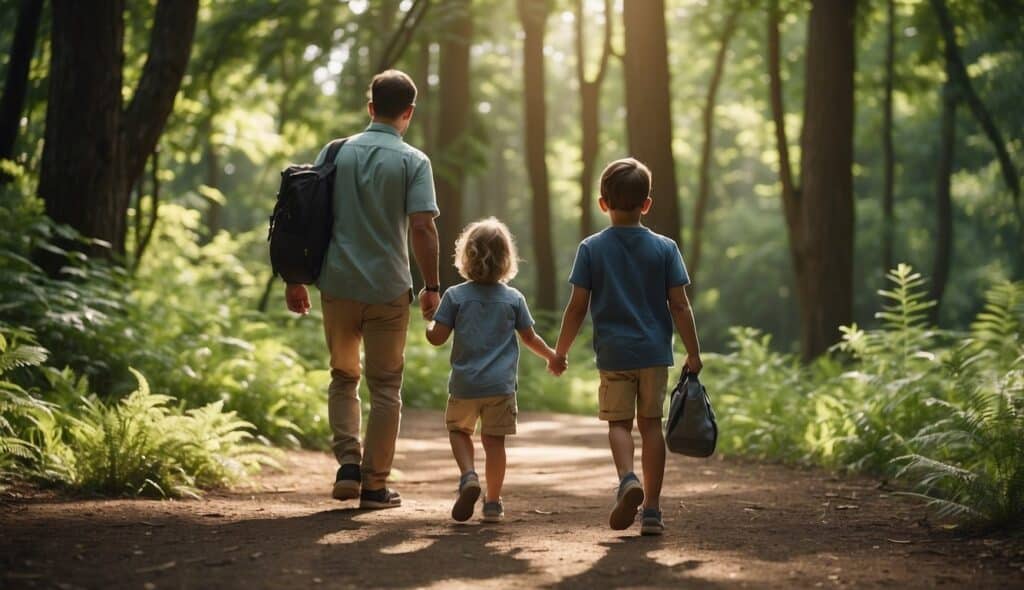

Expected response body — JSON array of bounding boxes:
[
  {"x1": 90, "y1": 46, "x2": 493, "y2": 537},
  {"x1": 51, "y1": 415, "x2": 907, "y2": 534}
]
[{"x1": 324, "y1": 137, "x2": 349, "y2": 165}]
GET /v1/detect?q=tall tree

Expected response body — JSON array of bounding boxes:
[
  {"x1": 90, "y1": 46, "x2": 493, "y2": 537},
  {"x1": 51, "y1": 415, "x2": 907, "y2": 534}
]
[
  {"x1": 689, "y1": 5, "x2": 741, "y2": 284},
  {"x1": 881, "y1": 0, "x2": 896, "y2": 274},
  {"x1": 574, "y1": 0, "x2": 613, "y2": 241},
  {"x1": 518, "y1": 0, "x2": 556, "y2": 310},
  {"x1": 622, "y1": 0, "x2": 680, "y2": 243},
  {"x1": 38, "y1": 0, "x2": 199, "y2": 260},
  {"x1": 929, "y1": 56, "x2": 958, "y2": 320},
  {"x1": 435, "y1": 0, "x2": 473, "y2": 289},
  {"x1": 0, "y1": 0, "x2": 43, "y2": 178},
  {"x1": 768, "y1": 0, "x2": 856, "y2": 361}
]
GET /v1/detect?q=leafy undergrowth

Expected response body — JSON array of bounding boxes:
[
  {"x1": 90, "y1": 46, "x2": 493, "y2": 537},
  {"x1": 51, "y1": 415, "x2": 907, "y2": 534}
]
[{"x1": 705, "y1": 265, "x2": 1024, "y2": 530}]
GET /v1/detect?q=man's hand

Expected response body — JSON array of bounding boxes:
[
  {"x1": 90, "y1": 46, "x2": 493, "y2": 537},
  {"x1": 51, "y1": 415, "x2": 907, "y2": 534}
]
[
  {"x1": 418, "y1": 288, "x2": 440, "y2": 320},
  {"x1": 285, "y1": 283, "x2": 311, "y2": 315},
  {"x1": 685, "y1": 353, "x2": 703, "y2": 375}
]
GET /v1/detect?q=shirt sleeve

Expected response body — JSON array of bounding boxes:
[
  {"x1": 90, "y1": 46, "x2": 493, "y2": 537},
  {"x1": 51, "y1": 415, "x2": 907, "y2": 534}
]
[
  {"x1": 406, "y1": 156, "x2": 440, "y2": 216},
  {"x1": 514, "y1": 294, "x2": 535, "y2": 331},
  {"x1": 432, "y1": 290, "x2": 458, "y2": 327},
  {"x1": 667, "y1": 243, "x2": 691, "y2": 288},
  {"x1": 568, "y1": 243, "x2": 592, "y2": 289}
]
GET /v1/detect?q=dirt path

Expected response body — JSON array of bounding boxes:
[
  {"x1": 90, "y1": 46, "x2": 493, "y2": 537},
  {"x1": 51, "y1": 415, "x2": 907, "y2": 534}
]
[{"x1": 2, "y1": 410, "x2": 1022, "y2": 589}]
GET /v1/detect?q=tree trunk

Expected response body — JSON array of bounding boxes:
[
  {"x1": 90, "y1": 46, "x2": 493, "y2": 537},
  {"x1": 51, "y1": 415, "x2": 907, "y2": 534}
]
[
  {"x1": 0, "y1": 0, "x2": 43, "y2": 174},
  {"x1": 689, "y1": 7, "x2": 740, "y2": 284},
  {"x1": 930, "y1": 0, "x2": 1019, "y2": 217},
  {"x1": 797, "y1": 0, "x2": 856, "y2": 361},
  {"x1": 435, "y1": 0, "x2": 472, "y2": 289},
  {"x1": 518, "y1": 0, "x2": 556, "y2": 310},
  {"x1": 38, "y1": 0, "x2": 126, "y2": 264},
  {"x1": 38, "y1": 0, "x2": 198, "y2": 262},
  {"x1": 575, "y1": 0, "x2": 612, "y2": 241},
  {"x1": 622, "y1": 0, "x2": 680, "y2": 243},
  {"x1": 767, "y1": 0, "x2": 856, "y2": 361},
  {"x1": 881, "y1": 0, "x2": 895, "y2": 274},
  {"x1": 929, "y1": 51, "x2": 958, "y2": 321}
]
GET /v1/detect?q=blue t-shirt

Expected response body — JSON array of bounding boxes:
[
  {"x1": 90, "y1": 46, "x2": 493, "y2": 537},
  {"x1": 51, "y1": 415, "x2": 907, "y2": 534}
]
[
  {"x1": 568, "y1": 225, "x2": 690, "y2": 371},
  {"x1": 433, "y1": 282, "x2": 535, "y2": 398}
]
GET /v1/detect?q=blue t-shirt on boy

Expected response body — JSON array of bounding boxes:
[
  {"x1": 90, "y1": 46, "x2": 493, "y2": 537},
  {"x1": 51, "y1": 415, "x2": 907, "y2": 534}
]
[
  {"x1": 568, "y1": 225, "x2": 690, "y2": 371},
  {"x1": 433, "y1": 282, "x2": 535, "y2": 398}
]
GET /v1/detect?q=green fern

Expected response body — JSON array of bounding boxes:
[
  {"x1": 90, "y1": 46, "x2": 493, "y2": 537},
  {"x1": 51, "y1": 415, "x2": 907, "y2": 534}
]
[{"x1": 968, "y1": 281, "x2": 1024, "y2": 369}]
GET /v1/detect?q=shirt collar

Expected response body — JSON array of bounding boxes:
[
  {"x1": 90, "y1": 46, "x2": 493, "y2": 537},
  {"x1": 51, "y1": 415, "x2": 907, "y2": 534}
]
[{"x1": 365, "y1": 121, "x2": 402, "y2": 137}]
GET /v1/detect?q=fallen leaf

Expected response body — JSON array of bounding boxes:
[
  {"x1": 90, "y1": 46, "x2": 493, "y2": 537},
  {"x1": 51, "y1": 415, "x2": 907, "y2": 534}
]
[
  {"x1": 139, "y1": 521, "x2": 165, "y2": 527},
  {"x1": 223, "y1": 546, "x2": 240, "y2": 553},
  {"x1": 533, "y1": 509, "x2": 554, "y2": 515},
  {"x1": 886, "y1": 539, "x2": 912, "y2": 544},
  {"x1": 135, "y1": 561, "x2": 177, "y2": 574},
  {"x1": 835, "y1": 504, "x2": 859, "y2": 510}
]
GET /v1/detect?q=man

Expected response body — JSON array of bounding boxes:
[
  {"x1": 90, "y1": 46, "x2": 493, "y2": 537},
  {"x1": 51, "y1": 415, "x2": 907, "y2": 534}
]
[{"x1": 285, "y1": 70, "x2": 441, "y2": 509}]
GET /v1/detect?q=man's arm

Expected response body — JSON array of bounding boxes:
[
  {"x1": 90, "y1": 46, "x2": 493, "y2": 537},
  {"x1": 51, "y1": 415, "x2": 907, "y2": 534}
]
[
  {"x1": 554, "y1": 286, "x2": 591, "y2": 369},
  {"x1": 409, "y1": 211, "x2": 440, "y2": 318},
  {"x1": 668, "y1": 285, "x2": 702, "y2": 373},
  {"x1": 285, "y1": 283, "x2": 311, "y2": 315}
]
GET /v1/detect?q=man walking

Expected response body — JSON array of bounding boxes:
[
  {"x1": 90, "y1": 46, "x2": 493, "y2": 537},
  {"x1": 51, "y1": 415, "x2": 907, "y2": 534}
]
[{"x1": 285, "y1": 70, "x2": 441, "y2": 509}]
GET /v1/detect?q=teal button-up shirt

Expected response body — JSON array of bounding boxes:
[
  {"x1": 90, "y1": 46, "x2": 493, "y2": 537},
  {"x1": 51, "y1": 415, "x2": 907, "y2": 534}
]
[{"x1": 313, "y1": 122, "x2": 439, "y2": 304}]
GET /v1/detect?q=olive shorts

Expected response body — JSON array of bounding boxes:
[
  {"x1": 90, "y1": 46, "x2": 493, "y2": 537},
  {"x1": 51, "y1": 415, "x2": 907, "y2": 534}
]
[
  {"x1": 597, "y1": 366, "x2": 669, "y2": 421},
  {"x1": 445, "y1": 394, "x2": 518, "y2": 436}
]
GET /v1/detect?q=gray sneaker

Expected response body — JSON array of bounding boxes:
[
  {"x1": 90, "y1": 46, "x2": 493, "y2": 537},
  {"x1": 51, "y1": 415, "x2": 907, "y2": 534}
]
[
  {"x1": 609, "y1": 472, "x2": 645, "y2": 530},
  {"x1": 640, "y1": 507, "x2": 665, "y2": 535},
  {"x1": 452, "y1": 471, "x2": 481, "y2": 522},
  {"x1": 482, "y1": 498, "x2": 504, "y2": 523}
]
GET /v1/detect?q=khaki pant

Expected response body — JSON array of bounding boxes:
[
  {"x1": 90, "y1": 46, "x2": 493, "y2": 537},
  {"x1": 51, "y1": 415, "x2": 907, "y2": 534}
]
[
  {"x1": 444, "y1": 395, "x2": 518, "y2": 436},
  {"x1": 322, "y1": 292, "x2": 410, "y2": 490},
  {"x1": 597, "y1": 367, "x2": 669, "y2": 421}
]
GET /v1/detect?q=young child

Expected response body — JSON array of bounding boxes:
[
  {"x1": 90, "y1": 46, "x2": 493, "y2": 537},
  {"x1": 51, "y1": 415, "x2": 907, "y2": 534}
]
[
  {"x1": 425, "y1": 217, "x2": 561, "y2": 523},
  {"x1": 551, "y1": 158, "x2": 702, "y2": 536}
]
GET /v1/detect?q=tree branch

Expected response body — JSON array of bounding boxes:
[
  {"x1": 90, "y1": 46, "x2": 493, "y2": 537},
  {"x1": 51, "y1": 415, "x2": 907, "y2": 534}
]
[
  {"x1": 767, "y1": 0, "x2": 800, "y2": 228},
  {"x1": 121, "y1": 0, "x2": 199, "y2": 193},
  {"x1": 376, "y1": 0, "x2": 432, "y2": 73}
]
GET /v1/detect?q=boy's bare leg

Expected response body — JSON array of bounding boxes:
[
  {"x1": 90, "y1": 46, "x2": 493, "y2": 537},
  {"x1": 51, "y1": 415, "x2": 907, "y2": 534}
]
[
  {"x1": 637, "y1": 417, "x2": 665, "y2": 509},
  {"x1": 449, "y1": 431, "x2": 475, "y2": 474},
  {"x1": 608, "y1": 419, "x2": 635, "y2": 478},
  {"x1": 481, "y1": 434, "x2": 506, "y2": 500}
]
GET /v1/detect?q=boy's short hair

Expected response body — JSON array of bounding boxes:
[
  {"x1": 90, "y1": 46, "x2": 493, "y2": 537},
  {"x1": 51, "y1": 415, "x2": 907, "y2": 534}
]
[
  {"x1": 600, "y1": 158, "x2": 651, "y2": 211},
  {"x1": 454, "y1": 217, "x2": 519, "y2": 284},
  {"x1": 368, "y1": 70, "x2": 417, "y2": 119}
]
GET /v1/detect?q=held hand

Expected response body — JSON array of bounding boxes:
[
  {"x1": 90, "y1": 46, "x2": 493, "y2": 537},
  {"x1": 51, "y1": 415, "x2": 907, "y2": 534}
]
[
  {"x1": 547, "y1": 352, "x2": 568, "y2": 376},
  {"x1": 285, "y1": 284, "x2": 311, "y2": 315},
  {"x1": 418, "y1": 288, "x2": 440, "y2": 320},
  {"x1": 685, "y1": 353, "x2": 703, "y2": 375}
]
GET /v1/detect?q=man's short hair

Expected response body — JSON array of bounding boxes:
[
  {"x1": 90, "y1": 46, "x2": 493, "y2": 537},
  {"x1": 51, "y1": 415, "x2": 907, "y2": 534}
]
[
  {"x1": 600, "y1": 158, "x2": 651, "y2": 210},
  {"x1": 368, "y1": 70, "x2": 417, "y2": 119}
]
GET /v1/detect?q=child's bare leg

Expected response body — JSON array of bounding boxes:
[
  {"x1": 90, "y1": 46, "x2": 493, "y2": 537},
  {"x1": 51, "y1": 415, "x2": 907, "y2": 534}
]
[
  {"x1": 607, "y1": 419, "x2": 635, "y2": 478},
  {"x1": 481, "y1": 434, "x2": 506, "y2": 500},
  {"x1": 449, "y1": 431, "x2": 475, "y2": 474},
  {"x1": 637, "y1": 417, "x2": 665, "y2": 509}
]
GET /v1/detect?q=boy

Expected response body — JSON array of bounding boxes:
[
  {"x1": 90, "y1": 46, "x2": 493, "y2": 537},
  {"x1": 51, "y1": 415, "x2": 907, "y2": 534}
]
[{"x1": 552, "y1": 157, "x2": 702, "y2": 535}]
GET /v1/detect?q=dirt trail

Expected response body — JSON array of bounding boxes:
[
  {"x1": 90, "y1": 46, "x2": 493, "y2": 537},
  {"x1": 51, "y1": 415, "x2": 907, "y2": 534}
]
[{"x1": 2, "y1": 409, "x2": 1022, "y2": 589}]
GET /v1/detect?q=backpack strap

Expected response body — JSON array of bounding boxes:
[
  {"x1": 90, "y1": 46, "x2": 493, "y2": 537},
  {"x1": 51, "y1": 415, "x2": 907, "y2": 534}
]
[{"x1": 323, "y1": 137, "x2": 349, "y2": 165}]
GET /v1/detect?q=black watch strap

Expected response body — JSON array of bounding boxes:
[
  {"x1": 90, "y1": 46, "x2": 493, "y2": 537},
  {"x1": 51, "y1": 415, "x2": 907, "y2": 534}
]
[{"x1": 424, "y1": 285, "x2": 441, "y2": 293}]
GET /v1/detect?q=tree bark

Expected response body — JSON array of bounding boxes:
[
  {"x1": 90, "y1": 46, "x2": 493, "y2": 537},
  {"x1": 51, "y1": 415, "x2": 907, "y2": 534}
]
[
  {"x1": 767, "y1": 0, "x2": 856, "y2": 361},
  {"x1": 929, "y1": 49, "x2": 958, "y2": 321},
  {"x1": 930, "y1": 0, "x2": 1019, "y2": 217},
  {"x1": 435, "y1": 0, "x2": 472, "y2": 289},
  {"x1": 881, "y1": 0, "x2": 895, "y2": 274},
  {"x1": 575, "y1": 0, "x2": 612, "y2": 241},
  {"x1": 622, "y1": 0, "x2": 680, "y2": 243},
  {"x1": 38, "y1": 0, "x2": 126, "y2": 264},
  {"x1": 689, "y1": 6, "x2": 740, "y2": 284},
  {"x1": 519, "y1": 0, "x2": 556, "y2": 310},
  {"x1": 0, "y1": 0, "x2": 43, "y2": 174},
  {"x1": 798, "y1": 0, "x2": 856, "y2": 361},
  {"x1": 38, "y1": 0, "x2": 198, "y2": 262}
]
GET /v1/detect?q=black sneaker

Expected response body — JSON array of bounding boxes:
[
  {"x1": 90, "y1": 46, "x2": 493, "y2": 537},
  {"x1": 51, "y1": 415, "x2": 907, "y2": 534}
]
[
  {"x1": 451, "y1": 471, "x2": 481, "y2": 522},
  {"x1": 359, "y1": 487, "x2": 402, "y2": 509},
  {"x1": 609, "y1": 472, "x2": 644, "y2": 530},
  {"x1": 332, "y1": 464, "x2": 361, "y2": 501}
]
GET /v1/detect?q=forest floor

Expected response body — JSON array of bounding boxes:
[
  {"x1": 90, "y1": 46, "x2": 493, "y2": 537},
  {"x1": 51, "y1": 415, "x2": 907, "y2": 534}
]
[{"x1": 2, "y1": 410, "x2": 1023, "y2": 589}]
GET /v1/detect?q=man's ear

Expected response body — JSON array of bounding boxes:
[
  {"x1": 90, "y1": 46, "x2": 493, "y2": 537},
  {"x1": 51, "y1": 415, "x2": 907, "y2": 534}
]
[
  {"x1": 598, "y1": 197, "x2": 610, "y2": 213},
  {"x1": 640, "y1": 196, "x2": 653, "y2": 214},
  {"x1": 401, "y1": 104, "x2": 415, "y2": 121},
  {"x1": 367, "y1": 102, "x2": 375, "y2": 118}
]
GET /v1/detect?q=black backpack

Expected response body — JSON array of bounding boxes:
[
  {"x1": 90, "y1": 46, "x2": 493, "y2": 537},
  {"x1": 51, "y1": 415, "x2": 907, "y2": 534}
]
[{"x1": 268, "y1": 138, "x2": 348, "y2": 284}]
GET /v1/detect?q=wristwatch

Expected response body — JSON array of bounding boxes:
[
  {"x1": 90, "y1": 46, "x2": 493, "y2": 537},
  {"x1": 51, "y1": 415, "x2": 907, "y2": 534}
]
[{"x1": 424, "y1": 285, "x2": 441, "y2": 293}]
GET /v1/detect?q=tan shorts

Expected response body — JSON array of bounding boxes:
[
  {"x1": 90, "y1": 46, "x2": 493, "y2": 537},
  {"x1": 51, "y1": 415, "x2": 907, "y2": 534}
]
[
  {"x1": 445, "y1": 395, "x2": 518, "y2": 436},
  {"x1": 598, "y1": 367, "x2": 669, "y2": 421}
]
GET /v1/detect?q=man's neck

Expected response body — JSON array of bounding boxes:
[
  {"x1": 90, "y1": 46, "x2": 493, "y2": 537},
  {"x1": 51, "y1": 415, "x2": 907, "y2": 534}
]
[{"x1": 370, "y1": 118, "x2": 402, "y2": 133}]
